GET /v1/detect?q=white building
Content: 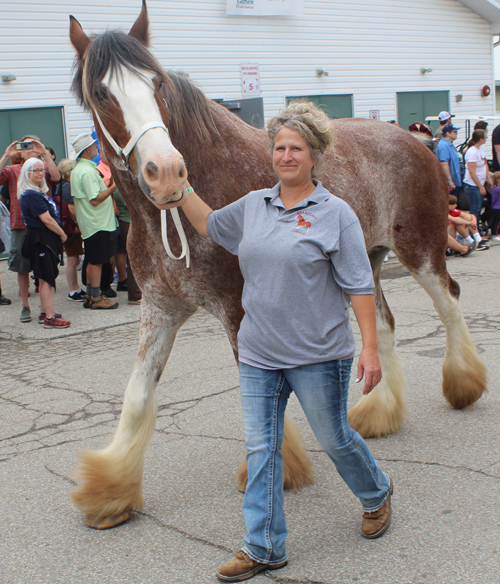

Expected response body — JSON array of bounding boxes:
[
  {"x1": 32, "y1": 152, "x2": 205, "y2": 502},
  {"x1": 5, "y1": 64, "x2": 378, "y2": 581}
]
[{"x1": 2, "y1": 0, "x2": 500, "y2": 158}]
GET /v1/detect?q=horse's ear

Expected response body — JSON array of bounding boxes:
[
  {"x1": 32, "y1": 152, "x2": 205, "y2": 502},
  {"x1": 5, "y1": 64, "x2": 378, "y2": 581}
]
[
  {"x1": 69, "y1": 15, "x2": 91, "y2": 59},
  {"x1": 128, "y1": 0, "x2": 150, "y2": 46}
]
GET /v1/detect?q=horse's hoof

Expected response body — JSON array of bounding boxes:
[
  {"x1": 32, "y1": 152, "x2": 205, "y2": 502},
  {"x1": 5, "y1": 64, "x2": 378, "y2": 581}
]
[{"x1": 85, "y1": 510, "x2": 132, "y2": 530}]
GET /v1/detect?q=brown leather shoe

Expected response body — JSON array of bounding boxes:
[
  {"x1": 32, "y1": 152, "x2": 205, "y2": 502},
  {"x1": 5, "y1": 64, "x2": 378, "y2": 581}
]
[
  {"x1": 89, "y1": 295, "x2": 119, "y2": 310},
  {"x1": 362, "y1": 478, "x2": 394, "y2": 539},
  {"x1": 217, "y1": 550, "x2": 287, "y2": 582}
]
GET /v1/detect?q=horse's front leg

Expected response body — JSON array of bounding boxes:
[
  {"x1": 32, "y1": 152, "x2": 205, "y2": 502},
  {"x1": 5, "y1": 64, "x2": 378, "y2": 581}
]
[
  {"x1": 348, "y1": 248, "x2": 408, "y2": 438},
  {"x1": 71, "y1": 296, "x2": 196, "y2": 529}
]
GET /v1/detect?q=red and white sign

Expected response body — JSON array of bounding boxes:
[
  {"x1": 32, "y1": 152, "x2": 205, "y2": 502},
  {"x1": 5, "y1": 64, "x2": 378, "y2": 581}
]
[
  {"x1": 369, "y1": 110, "x2": 380, "y2": 121},
  {"x1": 240, "y1": 64, "x2": 261, "y2": 96}
]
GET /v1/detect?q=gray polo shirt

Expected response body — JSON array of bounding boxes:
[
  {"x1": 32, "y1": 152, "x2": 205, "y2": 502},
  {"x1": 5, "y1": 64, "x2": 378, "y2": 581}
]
[{"x1": 206, "y1": 181, "x2": 374, "y2": 369}]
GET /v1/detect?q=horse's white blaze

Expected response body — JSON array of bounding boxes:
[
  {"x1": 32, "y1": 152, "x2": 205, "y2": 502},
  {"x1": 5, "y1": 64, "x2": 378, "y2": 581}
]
[
  {"x1": 411, "y1": 265, "x2": 487, "y2": 408},
  {"x1": 103, "y1": 67, "x2": 186, "y2": 203}
]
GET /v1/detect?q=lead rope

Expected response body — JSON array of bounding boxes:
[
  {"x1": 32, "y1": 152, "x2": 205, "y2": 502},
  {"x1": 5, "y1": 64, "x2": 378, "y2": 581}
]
[{"x1": 161, "y1": 208, "x2": 190, "y2": 268}]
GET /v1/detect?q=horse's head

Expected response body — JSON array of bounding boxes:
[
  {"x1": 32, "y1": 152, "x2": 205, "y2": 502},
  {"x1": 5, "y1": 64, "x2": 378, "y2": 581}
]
[{"x1": 69, "y1": 0, "x2": 187, "y2": 207}]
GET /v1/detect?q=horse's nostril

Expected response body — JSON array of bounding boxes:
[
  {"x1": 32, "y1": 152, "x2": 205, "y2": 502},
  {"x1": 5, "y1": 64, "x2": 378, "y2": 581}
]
[
  {"x1": 179, "y1": 162, "x2": 186, "y2": 178},
  {"x1": 146, "y1": 161, "x2": 158, "y2": 175}
]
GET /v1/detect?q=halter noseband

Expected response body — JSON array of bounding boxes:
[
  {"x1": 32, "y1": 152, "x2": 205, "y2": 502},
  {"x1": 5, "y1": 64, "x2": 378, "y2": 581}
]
[
  {"x1": 93, "y1": 108, "x2": 169, "y2": 172},
  {"x1": 92, "y1": 104, "x2": 190, "y2": 269}
]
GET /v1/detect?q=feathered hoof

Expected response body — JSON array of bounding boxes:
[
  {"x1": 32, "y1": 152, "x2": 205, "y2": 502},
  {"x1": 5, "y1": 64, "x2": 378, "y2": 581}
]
[
  {"x1": 85, "y1": 509, "x2": 132, "y2": 530},
  {"x1": 348, "y1": 390, "x2": 407, "y2": 439},
  {"x1": 442, "y1": 340, "x2": 488, "y2": 409},
  {"x1": 71, "y1": 449, "x2": 143, "y2": 529},
  {"x1": 442, "y1": 360, "x2": 487, "y2": 409}
]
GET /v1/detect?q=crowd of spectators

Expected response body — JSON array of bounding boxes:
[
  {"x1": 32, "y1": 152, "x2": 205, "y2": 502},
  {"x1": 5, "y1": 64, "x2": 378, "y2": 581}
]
[
  {"x1": 0, "y1": 131, "x2": 140, "y2": 323},
  {"x1": 405, "y1": 111, "x2": 497, "y2": 257},
  {"x1": 1, "y1": 114, "x2": 498, "y2": 314}
]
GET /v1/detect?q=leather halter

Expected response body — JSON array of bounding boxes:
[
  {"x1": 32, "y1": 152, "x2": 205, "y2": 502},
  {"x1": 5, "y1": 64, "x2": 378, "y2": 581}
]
[
  {"x1": 93, "y1": 108, "x2": 169, "y2": 172},
  {"x1": 93, "y1": 109, "x2": 191, "y2": 268}
]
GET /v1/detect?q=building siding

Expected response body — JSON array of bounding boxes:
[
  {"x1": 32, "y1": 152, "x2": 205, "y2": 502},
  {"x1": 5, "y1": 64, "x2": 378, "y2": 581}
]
[{"x1": 0, "y1": 0, "x2": 496, "y2": 155}]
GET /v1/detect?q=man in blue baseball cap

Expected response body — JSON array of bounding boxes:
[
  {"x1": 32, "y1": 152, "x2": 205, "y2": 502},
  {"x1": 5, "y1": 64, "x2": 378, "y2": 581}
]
[{"x1": 436, "y1": 123, "x2": 461, "y2": 196}]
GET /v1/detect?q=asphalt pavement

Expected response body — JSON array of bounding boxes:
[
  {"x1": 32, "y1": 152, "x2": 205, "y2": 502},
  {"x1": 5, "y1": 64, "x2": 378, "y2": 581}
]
[{"x1": 1, "y1": 246, "x2": 499, "y2": 584}]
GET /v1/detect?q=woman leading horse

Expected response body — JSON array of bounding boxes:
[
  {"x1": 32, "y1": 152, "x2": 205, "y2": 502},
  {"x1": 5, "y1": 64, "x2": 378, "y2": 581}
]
[
  {"x1": 68, "y1": 0, "x2": 486, "y2": 559},
  {"x1": 163, "y1": 101, "x2": 393, "y2": 582}
]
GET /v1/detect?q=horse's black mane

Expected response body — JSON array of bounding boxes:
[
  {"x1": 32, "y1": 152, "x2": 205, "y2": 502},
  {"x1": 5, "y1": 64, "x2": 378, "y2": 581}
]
[{"x1": 71, "y1": 29, "x2": 218, "y2": 142}]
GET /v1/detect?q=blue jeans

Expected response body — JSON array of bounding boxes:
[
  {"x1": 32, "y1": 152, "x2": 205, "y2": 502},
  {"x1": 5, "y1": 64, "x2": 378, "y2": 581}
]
[
  {"x1": 239, "y1": 359, "x2": 390, "y2": 565},
  {"x1": 464, "y1": 183, "x2": 482, "y2": 226}
]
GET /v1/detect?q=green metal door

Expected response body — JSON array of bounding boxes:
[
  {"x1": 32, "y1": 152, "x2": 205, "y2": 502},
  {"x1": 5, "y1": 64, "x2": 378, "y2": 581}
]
[
  {"x1": 397, "y1": 91, "x2": 449, "y2": 133},
  {"x1": 0, "y1": 106, "x2": 66, "y2": 162},
  {"x1": 286, "y1": 94, "x2": 353, "y2": 119}
]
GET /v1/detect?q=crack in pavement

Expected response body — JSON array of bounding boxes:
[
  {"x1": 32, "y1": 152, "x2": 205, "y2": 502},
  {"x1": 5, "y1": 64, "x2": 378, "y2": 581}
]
[
  {"x1": 36, "y1": 466, "x2": 333, "y2": 584},
  {"x1": 0, "y1": 319, "x2": 239, "y2": 462},
  {"x1": 45, "y1": 464, "x2": 77, "y2": 485},
  {"x1": 136, "y1": 510, "x2": 233, "y2": 553}
]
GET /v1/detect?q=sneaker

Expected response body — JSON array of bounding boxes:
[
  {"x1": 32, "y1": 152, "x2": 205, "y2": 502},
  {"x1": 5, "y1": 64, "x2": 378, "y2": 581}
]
[
  {"x1": 362, "y1": 478, "x2": 393, "y2": 539},
  {"x1": 0, "y1": 296, "x2": 11, "y2": 305},
  {"x1": 128, "y1": 299, "x2": 141, "y2": 305},
  {"x1": 39, "y1": 312, "x2": 61, "y2": 324},
  {"x1": 492, "y1": 236, "x2": 500, "y2": 241},
  {"x1": 20, "y1": 306, "x2": 31, "y2": 323},
  {"x1": 102, "y1": 287, "x2": 117, "y2": 298},
  {"x1": 117, "y1": 279, "x2": 128, "y2": 292},
  {"x1": 67, "y1": 291, "x2": 85, "y2": 302},
  {"x1": 477, "y1": 241, "x2": 490, "y2": 251},
  {"x1": 217, "y1": 550, "x2": 287, "y2": 582},
  {"x1": 44, "y1": 315, "x2": 71, "y2": 329},
  {"x1": 89, "y1": 295, "x2": 119, "y2": 309}
]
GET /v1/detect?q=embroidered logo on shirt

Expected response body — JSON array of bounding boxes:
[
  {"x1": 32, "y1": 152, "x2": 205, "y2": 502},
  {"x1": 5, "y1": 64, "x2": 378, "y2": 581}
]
[{"x1": 292, "y1": 211, "x2": 317, "y2": 234}]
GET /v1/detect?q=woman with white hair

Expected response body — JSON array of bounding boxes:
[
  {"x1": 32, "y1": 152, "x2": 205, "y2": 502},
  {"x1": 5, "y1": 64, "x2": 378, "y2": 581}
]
[{"x1": 18, "y1": 157, "x2": 71, "y2": 329}]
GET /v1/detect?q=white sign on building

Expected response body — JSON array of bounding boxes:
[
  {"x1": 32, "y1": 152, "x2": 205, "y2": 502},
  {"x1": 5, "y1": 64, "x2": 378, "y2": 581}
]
[
  {"x1": 227, "y1": 0, "x2": 303, "y2": 16},
  {"x1": 240, "y1": 64, "x2": 261, "y2": 96}
]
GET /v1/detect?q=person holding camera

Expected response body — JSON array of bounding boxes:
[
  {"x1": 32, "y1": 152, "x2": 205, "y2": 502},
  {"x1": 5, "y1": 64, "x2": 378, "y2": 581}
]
[{"x1": 0, "y1": 136, "x2": 60, "y2": 322}]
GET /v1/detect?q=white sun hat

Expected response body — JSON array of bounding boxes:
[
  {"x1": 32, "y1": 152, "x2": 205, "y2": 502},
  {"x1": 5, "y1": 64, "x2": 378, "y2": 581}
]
[{"x1": 70, "y1": 134, "x2": 97, "y2": 160}]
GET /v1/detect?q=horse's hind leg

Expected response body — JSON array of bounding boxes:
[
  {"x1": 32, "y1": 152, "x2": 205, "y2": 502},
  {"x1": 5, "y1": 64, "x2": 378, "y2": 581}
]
[
  {"x1": 71, "y1": 296, "x2": 196, "y2": 529},
  {"x1": 410, "y1": 265, "x2": 487, "y2": 408},
  {"x1": 214, "y1": 306, "x2": 315, "y2": 494},
  {"x1": 348, "y1": 248, "x2": 408, "y2": 438}
]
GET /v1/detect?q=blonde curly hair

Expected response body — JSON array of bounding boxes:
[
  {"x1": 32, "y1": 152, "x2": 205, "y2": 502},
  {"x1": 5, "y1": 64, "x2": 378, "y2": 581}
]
[
  {"x1": 267, "y1": 101, "x2": 333, "y2": 174},
  {"x1": 58, "y1": 158, "x2": 75, "y2": 182}
]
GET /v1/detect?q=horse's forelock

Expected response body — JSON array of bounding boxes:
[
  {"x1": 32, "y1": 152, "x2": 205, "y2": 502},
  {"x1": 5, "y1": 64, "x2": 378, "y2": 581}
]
[
  {"x1": 72, "y1": 30, "x2": 166, "y2": 111},
  {"x1": 70, "y1": 28, "x2": 219, "y2": 144}
]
